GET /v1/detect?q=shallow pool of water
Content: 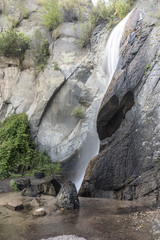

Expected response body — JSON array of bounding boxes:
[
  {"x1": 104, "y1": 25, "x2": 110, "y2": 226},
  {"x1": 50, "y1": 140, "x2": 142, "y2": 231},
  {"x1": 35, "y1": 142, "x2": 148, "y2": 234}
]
[{"x1": 0, "y1": 192, "x2": 159, "y2": 240}]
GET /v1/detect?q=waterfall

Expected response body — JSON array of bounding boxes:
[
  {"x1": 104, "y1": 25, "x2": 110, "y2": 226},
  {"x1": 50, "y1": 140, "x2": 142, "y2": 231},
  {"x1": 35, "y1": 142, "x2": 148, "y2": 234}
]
[
  {"x1": 102, "y1": 12, "x2": 133, "y2": 81},
  {"x1": 74, "y1": 11, "x2": 133, "y2": 191}
]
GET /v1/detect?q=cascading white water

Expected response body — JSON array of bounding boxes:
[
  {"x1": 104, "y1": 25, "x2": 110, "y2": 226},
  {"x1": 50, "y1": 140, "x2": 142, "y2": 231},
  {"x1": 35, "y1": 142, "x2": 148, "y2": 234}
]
[
  {"x1": 74, "y1": 10, "x2": 133, "y2": 191},
  {"x1": 102, "y1": 11, "x2": 133, "y2": 81}
]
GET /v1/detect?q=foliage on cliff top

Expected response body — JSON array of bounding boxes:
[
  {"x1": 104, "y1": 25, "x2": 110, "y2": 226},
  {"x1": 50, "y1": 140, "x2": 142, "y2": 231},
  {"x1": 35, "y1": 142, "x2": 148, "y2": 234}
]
[
  {"x1": 78, "y1": 0, "x2": 135, "y2": 47},
  {"x1": 0, "y1": 113, "x2": 61, "y2": 178}
]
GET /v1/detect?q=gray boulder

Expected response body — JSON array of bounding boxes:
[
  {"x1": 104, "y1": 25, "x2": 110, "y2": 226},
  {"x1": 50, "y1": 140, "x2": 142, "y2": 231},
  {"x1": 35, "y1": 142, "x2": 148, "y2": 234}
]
[{"x1": 56, "y1": 181, "x2": 79, "y2": 210}]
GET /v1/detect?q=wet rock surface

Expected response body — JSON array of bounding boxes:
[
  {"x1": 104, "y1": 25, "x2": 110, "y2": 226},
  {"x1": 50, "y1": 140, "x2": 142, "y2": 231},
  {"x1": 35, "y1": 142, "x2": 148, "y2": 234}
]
[
  {"x1": 80, "y1": 3, "x2": 160, "y2": 200},
  {"x1": 0, "y1": 192, "x2": 160, "y2": 240}
]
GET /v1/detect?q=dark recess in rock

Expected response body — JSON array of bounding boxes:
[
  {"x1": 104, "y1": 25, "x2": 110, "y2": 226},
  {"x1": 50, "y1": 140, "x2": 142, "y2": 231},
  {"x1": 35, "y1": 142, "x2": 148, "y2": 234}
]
[
  {"x1": 97, "y1": 91, "x2": 134, "y2": 140},
  {"x1": 80, "y1": 7, "x2": 160, "y2": 200},
  {"x1": 34, "y1": 172, "x2": 45, "y2": 179}
]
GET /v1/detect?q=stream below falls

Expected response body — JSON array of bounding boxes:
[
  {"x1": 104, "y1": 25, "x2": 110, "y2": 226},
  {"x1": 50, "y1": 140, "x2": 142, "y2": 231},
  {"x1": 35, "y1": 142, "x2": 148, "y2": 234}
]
[{"x1": 0, "y1": 192, "x2": 160, "y2": 240}]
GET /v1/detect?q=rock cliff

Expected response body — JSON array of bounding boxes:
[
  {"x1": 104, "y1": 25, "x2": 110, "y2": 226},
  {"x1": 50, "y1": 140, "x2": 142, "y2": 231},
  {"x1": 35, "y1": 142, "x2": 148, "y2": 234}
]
[
  {"x1": 0, "y1": 0, "x2": 160, "y2": 200},
  {"x1": 80, "y1": 0, "x2": 160, "y2": 200},
  {"x1": 0, "y1": 0, "x2": 107, "y2": 185}
]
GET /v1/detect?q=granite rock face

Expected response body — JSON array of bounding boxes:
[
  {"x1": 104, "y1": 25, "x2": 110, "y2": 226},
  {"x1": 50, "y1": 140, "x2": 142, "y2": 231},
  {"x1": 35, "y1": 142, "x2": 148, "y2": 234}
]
[
  {"x1": 0, "y1": 0, "x2": 107, "y2": 167},
  {"x1": 80, "y1": 4, "x2": 160, "y2": 200}
]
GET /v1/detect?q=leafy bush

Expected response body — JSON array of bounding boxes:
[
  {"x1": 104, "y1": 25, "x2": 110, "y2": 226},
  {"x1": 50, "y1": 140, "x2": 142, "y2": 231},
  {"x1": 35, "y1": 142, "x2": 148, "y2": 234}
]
[
  {"x1": 144, "y1": 63, "x2": 151, "y2": 75},
  {"x1": 92, "y1": 0, "x2": 115, "y2": 25},
  {"x1": 10, "y1": 180, "x2": 18, "y2": 191},
  {"x1": 78, "y1": 18, "x2": 94, "y2": 47},
  {"x1": 60, "y1": 0, "x2": 84, "y2": 22},
  {"x1": 71, "y1": 106, "x2": 85, "y2": 118},
  {"x1": 0, "y1": 29, "x2": 29, "y2": 60},
  {"x1": 0, "y1": 113, "x2": 61, "y2": 178},
  {"x1": 15, "y1": 0, "x2": 29, "y2": 19},
  {"x1": 78, "y1": 0, "x2": 112, "y2": 47},
  {"x1": 38, "y1": 0, "x2": 63, "y2": 30},
  {"x1": 114, "y1": 0, "x2": 131, "y2": 20},
  {"x1": 53, "y1": 61, "x2": 60, "y2": 70},
  {"x1": 30, "y1": 29, "x2": 50, "y2": 71},
  {"x1": 78, "y1": 0, "x2": 135, "y2": 48}
]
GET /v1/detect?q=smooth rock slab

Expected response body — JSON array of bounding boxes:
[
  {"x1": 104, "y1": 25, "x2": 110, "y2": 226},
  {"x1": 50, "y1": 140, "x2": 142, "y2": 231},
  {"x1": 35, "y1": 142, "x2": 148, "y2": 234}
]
[
  {"x1": 41, "y1": 236, "x2": 86, "y2": 240},
  {"x1": 6, "y1": 200, "x2": 24, "y2": 211}
]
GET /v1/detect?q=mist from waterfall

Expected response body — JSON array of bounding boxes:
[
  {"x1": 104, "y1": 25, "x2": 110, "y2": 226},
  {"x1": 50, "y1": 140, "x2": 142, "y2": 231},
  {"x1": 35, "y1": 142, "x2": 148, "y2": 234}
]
[{"x1": 74, "y1": 11, "x2": 133, "y2": 191}]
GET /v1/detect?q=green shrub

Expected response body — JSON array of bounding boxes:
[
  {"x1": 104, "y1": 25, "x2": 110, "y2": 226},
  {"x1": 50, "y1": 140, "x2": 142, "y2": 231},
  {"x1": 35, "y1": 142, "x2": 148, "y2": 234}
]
[
  {"x1": 60, "y1": 0, "x2": 84, "y2": 22},
  {"x1": 0, "y1": 29, "x2": 29, "y2": 60},
  {"x1": 92, "y1": 0, "x2": 115, "y2": 25},
  {"x1": 38, "y1": 0, "x2": 63, "y2": 30},
  {"x1": 53, "y1": 61, "x2": 60, "y2": 70},
  {"x1": 78, "y1": 18, "x2": 94, "y2": 47},
  {"x1": 30, "y1": 29, "x2": 50, "y2": 71},
  {"x1": 78, "y1": 0, "x2": 110, "y2": 47},
  {"x1": 10, "y1": 179, "x2": 18, "y2": 191},
  {"x1": 145, "y1": 63, "x2": 151, "y2": 71},
  {"x1": 71, "y1": 106, "x2": 85, "y2": 118},
  {"x1": 15, "y1": 0, "x2": 29, "y2": 19},
  {"x1": 78, "y1": 0, "x2": 135, "y2": 48},
  {"x1": 0, "y1": 113, "x2": 61, "y2": 178},
  {"x1": 114, "y1": 0, "x2": 131, "y2": 20},
  {"x1": 144, "y1": 63, "x2": 151, "y2": 75}
]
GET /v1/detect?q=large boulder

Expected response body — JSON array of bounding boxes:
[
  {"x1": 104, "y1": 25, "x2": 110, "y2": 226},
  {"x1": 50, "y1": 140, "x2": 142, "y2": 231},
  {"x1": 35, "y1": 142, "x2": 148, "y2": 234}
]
[
  {"x1": 80, "y1": 3, "x2": 160, "y2": 200},
  {"x1": 56, "y1": 181, "x2": 79, "y2": 210}
]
